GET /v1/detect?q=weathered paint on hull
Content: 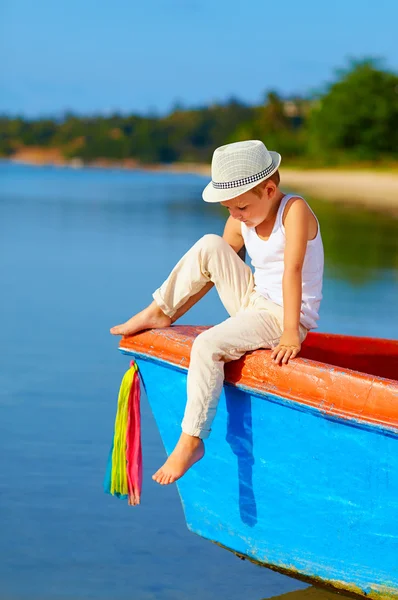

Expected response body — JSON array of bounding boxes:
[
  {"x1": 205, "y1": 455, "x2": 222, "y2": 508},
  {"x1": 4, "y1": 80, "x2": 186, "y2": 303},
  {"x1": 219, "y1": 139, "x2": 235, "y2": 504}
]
[
  {"x1": 120, "y1": 328, "x2": 398, "y2": 599},
  {"x1": 268, "y1": 587, "x2": 360, "y2": 600},
  {"x1": 268, "y1": 586, "x2": 398, "y2": 600}
]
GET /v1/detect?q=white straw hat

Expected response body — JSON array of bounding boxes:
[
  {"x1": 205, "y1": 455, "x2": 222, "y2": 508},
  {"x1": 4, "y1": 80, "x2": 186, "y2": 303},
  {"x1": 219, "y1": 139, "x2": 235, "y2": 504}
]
[{"x1": 202, "y1": 140, "x2": 281, "y2": 203}]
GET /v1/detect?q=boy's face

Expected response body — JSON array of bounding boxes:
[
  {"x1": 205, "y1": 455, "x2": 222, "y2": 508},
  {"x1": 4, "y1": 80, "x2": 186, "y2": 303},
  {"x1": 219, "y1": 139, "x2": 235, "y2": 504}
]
[{"x1": 220, "y1": 182, "x2": 276, "y2": 228}]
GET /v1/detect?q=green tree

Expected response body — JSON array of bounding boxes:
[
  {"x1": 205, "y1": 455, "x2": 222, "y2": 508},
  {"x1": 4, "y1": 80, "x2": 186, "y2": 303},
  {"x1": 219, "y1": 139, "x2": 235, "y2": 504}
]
[
  {"x1": 231, "y1": 92, "x2": 307, "y2": 158},
  {"x1": 307, "y1": 59, "x2": 398, "y2": 160}
]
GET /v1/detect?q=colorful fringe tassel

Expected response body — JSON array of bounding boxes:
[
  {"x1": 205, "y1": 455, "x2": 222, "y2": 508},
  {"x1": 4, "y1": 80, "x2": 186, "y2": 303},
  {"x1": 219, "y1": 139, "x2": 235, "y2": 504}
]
[{"x1": 104, "y1": 360, "x2": 142, "y2": 505}]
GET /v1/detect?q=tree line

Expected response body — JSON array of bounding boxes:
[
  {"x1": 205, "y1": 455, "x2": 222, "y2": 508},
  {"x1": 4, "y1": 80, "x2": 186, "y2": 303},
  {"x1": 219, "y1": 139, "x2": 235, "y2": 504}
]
[{"x1": 1, "y1": 60, "x2": 397, "y2": 165}]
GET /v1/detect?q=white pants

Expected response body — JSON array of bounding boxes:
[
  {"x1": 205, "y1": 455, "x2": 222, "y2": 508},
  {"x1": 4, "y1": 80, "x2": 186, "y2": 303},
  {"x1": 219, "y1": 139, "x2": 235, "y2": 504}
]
[{"x1": 153, "y1": 234, "x2": 307, "y2": 439}]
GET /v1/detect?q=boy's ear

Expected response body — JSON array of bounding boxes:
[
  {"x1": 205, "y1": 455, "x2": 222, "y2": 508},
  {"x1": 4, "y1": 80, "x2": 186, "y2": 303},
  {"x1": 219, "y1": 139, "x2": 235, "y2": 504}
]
[{"x1": 265, "y1": 180, "x2": 277, "y2": 197}]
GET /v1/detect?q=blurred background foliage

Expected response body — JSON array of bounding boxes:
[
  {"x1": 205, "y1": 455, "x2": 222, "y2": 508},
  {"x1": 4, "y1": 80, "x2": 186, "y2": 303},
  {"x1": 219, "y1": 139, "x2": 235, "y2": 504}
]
[{"x1": 1, "y1": 60, "x2": 397, "y2": 166}]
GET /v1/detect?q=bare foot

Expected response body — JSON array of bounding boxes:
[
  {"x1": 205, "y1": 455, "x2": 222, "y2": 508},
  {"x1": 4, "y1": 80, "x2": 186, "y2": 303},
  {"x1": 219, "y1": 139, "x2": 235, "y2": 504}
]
[
  {"x1": 110, "y1": 301, "x2": 171, "y2": 336},
  {"x1": 152, "y1": 433, "x2": 205, "y2": 485}
]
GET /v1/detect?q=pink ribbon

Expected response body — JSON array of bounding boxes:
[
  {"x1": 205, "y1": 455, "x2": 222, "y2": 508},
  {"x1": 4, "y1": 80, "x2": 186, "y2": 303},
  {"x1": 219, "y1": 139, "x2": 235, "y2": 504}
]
[{"x1": 126, "y1": 361, "x2": 142, "y2": 505}]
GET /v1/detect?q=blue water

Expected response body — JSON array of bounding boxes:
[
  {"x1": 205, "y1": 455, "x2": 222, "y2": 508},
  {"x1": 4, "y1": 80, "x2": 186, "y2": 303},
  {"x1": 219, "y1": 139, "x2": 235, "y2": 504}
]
[{"x1": 1, "y1": 162, "x2": 397, "y2": 600}]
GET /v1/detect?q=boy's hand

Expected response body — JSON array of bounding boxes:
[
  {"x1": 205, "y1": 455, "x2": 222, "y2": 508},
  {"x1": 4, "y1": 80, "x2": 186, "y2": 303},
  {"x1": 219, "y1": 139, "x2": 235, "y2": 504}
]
[{"x1": 271, "y1": 330, "x2": 301, "y2": 365}]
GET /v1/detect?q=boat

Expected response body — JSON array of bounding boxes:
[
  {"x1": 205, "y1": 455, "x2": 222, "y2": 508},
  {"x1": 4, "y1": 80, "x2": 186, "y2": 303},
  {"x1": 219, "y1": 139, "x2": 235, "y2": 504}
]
[
  {"x1": 269, "y1": 587, "x2": 347, "y2": 600},
  {"x1": 270, "y1": 587, "x2": 350, "y2": 600},
  {"x1": 119, "y1": 326, "x2": 398, "y2": 599}
]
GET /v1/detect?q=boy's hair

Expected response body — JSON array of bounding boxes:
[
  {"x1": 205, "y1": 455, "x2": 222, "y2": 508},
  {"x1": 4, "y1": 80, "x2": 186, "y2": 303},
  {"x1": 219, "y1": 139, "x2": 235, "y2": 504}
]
[{"x1": 251, "y1": 170, "x2": 280, "y2": 197}]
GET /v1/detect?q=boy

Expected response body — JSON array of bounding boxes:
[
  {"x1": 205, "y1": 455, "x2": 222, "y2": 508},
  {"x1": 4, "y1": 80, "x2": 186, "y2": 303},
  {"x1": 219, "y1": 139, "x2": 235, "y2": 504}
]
[{"x1": 111, "y1": 140, "x2": 324, "y2": 485}]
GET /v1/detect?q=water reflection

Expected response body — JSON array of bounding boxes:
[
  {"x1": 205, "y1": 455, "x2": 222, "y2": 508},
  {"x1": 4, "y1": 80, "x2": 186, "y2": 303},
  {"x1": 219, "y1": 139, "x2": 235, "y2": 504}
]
[
  {"x1": 4, "y1": 163, "x2": 397, "y2": 286},
  {"x1": 309, "y1": 197, "x2": 398, "y2": 284},
  {"x1": 210, "y1": 194, "x2": 398, "y2": 285},
  {"x1": 169, "y1": 182, "x2": 398, "y2": 285}
]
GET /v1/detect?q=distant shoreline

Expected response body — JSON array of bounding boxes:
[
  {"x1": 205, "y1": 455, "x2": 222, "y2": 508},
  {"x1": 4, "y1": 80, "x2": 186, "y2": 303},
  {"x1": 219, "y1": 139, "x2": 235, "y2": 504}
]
[
  {"x1": 5, "y1": 149, "x2": 398, "y2": 216},
  {"x1": 281, "y1": 169, "x2": 398, "y2": 215}
]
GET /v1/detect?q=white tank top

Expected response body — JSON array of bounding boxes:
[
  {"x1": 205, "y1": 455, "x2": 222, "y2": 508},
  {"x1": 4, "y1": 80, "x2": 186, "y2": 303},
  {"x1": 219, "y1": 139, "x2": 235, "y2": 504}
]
[{"x1": 241, "y1": 194, "x2": 324, "y2": 330}]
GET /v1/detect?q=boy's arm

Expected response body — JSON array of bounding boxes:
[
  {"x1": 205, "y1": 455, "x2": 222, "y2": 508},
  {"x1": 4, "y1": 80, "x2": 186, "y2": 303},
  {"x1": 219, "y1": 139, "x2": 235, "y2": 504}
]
[
  {"x1": 271, "y1": 197, "x2": 310, "y2": 365},
  {"x1": 222, "y1": 216, "x2": 245, "y2": 252}
]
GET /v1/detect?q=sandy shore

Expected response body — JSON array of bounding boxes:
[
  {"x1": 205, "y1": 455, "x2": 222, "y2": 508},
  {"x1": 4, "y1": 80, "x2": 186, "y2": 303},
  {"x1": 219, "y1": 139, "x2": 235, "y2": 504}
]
[
  {"x1": 281, "y1": 168, "x2": 398, "y2": 214},
  {"x1": 7, "y1": 148, "x2": 398, "y2": 215},
  {"x1": 157, "y1": 163, "x2": 398, "y2": 215}
]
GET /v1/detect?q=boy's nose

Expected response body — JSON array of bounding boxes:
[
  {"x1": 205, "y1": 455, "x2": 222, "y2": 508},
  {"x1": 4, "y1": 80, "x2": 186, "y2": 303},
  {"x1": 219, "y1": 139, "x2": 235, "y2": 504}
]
[{"x1": 230, "y1": 208, "x2": 240, "y2": 220}]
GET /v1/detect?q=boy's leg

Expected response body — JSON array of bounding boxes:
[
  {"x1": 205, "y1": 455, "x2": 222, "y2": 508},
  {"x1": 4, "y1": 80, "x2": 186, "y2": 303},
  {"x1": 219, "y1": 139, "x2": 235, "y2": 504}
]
[
  {"x1": 111, "y1": 234, "x2": 253, "y2": 335},
  {"x1": 153, "y1": 234, "x2": 254, "y2": 319},
  {"x1": 110, "y1": 300, "x2": 171, "y2": 336},
  {"x1": 183, "y1": 309, "x2": 283, "y2": 438},
  {"x1": 153, "y1": 308, "x2": 283, "y2": 484}
]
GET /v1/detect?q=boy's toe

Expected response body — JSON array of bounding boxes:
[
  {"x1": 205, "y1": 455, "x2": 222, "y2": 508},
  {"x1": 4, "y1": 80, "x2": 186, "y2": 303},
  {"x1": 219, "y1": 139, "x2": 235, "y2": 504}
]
[{"x1": 153, "y1": 468, "x2": 165, "y2": 483}]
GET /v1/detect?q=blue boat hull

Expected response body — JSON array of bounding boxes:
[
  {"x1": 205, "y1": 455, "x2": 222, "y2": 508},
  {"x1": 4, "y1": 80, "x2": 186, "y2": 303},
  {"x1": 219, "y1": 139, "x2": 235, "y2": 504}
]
[{"x1": 131, "y1": 354, "x2": 398, "y2": 599}]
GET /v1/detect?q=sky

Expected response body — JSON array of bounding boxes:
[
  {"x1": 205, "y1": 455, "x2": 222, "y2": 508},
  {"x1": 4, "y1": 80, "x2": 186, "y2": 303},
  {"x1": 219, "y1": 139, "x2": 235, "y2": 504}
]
[{"x1": 1, "y1": 0, "x2": 397, "y2": 118}]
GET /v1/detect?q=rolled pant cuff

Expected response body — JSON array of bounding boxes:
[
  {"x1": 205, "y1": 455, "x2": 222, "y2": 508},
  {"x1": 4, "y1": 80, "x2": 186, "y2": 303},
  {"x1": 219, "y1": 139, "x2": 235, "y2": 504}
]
[
  {"x1": 182, "y1": 423, "x2": 211, "y2": 440},
  {"x1": 152, "y1": 289, "x2": 175, "y2": 318}
]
